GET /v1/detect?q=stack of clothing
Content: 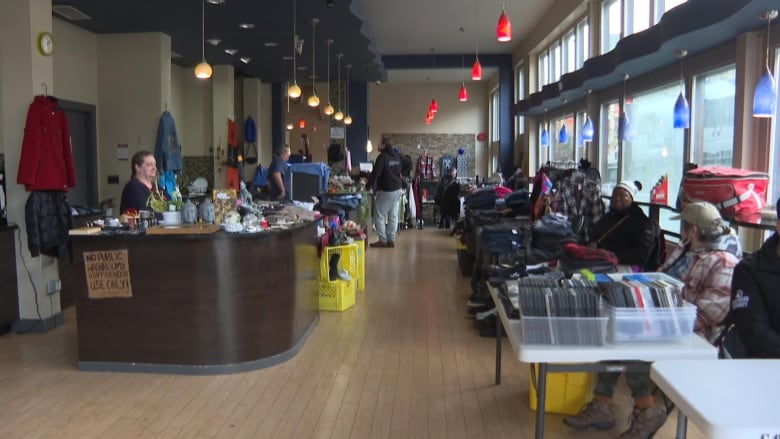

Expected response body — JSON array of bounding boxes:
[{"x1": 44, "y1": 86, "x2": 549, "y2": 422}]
[
  {"x1": 558, "y1": 242, "x2": 619, "y2": 276},
  {"x1": 528, "y1": 213, "x2": 578, "y2": 263},
  {"x1": 504, "y1": 189, "x2": 531, "y2": 215},
  {"x1": 464, "y1": 187, "x2": 498, "y2": 210}
]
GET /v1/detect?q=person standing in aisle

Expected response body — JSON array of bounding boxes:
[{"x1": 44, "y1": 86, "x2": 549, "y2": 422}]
[
  {"x1": 268, "y1": 144, "x2": 291, "y2": 201},
  {"x1": 367, "y1": 137, "x2": 402, "y2": 248},
  {"x1": 434, "y1": 166, "x2": 457, "y2": 229}
]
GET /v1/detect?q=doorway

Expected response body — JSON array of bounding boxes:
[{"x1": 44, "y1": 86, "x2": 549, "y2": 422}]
[{"x1": 60, "y1": 99, "x2": 97, "y2": 208}]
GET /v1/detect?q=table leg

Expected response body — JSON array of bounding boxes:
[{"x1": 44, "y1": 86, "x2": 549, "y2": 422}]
[
  {"x1": 534, "y1": 363, "x2": 548, "y2": 439},
  {"x1": 495, "y1": 315, "x2": 502, "y2": 385},
  {"x1": 675, "y1": 411, "x2": 688, "y2": 439}
]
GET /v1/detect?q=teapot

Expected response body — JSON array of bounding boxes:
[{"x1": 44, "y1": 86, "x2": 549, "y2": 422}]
[
  {"x1": 181, "y1": 199, "x2": 197, "y2": 224},
  {"x1": 199, "y1": 198, "x2": 215, "y2": 224}
]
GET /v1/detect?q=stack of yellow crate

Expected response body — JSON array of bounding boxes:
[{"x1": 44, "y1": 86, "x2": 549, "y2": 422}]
[{"x1": 318, "y1": 243, "x2": 358, "y2": 311}]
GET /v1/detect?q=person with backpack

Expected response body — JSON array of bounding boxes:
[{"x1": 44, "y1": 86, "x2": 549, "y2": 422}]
[
  {"x1": 565, "y1": 201, "x2": 742, "y2": 438},
  {"x1": 728, "y1": 197, "x2": 780, "y2": 358}
]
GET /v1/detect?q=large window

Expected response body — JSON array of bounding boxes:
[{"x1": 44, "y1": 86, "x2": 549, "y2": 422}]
[
  {"x1": 692, "y1": 65, "x2": 736, "y2": 167},
  {"x1": 516, "y1": 64, "x2": 525, "y2": 135},
  {"x1": 769, "y1": 48, "x2": 780, "y2": 205},
  {"x1": 601, "y1": 101, "x2": 620, "y2": 185},
  {"x1": 601, "y1": 0, "x2": 688, "y2": 54},
  {"x1": 490, "y1": 89, "x2": 500, "y2": 142},
  {"x1": 538, "y1": 18, "x2": 590, "y2": 88},
  {"x1": 551, "y1": 115, "x2": 575, "y2": 162}
]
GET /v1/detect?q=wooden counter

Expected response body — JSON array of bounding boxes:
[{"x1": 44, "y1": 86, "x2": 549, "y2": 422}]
[
  {"x1": 0, "y1": 225, "x2": 19, "y2": 332},
  {"x1": 65, "y1": 222, "x2": 320, "y2": 374}
]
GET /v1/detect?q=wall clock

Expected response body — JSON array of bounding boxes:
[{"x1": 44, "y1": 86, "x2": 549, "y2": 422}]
[{"x1": 37, "y1": 32, "x2": 54, "y2": 56}]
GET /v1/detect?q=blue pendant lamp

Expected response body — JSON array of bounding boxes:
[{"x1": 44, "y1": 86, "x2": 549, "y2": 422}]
[
  {"x1": 581, "y1": 116, "x2": 594, "y2": 142},
  {"x1": 558, "y1": 123, "x2": 569, "y2": 144},
  {"x1": 540, "y1": 125, "x2": 550, "y2": 147},
  {"x1": 673, "y1": 50, "x2": 690, "y2": 128},
  {"x1": 753, "y1": 10, "x2": 778, "y2": 118}
]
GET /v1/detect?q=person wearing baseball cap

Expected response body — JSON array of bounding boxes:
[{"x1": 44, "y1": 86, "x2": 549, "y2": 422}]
[
  {"x1": 661, "y1": 201, "x2": 743, "y2": 342},
  {"x1": 728, "y1": 197, "x2": 780, "y2": 358}
]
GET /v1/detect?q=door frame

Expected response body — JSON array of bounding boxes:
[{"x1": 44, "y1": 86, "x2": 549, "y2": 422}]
[{"x1": 59, "y1": 99, "x2": 98, "y2": 208}]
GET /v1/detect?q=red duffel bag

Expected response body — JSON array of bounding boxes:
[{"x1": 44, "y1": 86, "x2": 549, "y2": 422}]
[{"x1": 680, "y1": 166, "x2": 769, "y2": 217}]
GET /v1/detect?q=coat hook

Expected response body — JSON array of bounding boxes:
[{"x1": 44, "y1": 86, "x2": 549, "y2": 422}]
[{"x1": 41, "y1": 82, "x2": 48, "y2": 97}]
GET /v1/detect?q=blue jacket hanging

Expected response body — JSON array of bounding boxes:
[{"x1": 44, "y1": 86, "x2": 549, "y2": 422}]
[{"x1": 154, "y1": 111, "x2": 182, "y2": 172}]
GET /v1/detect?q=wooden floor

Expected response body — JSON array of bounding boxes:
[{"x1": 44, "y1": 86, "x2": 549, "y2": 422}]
[{"x1": 0, "y1": 228, "x2": 707, "y2": 439}]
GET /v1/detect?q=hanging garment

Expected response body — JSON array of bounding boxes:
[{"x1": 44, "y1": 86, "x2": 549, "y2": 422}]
[
  {"x1": 440, "y1": 155, "x2": 456, "y2": 176},
  {"x1": 244, "y1": 116, "x2": 258, "y2": 164},
  {"x1": 226, "y1": 119, "x2": 240, "y2": 190},
  {"x1": 154, "y1": 110, "x2": 183, "y2": 172},
  {"x1": 17, "y1": 95, "x2": 76, "y2": 191},
  {"x1": 416, "y1": 153, "x2": 435, "y2": 179},
  {"x1": 24, "y1": 191, "x2": 72, "y2": 257},
  {"x1": 457, "y1": 154, "x2": 469, "y2": 179}
]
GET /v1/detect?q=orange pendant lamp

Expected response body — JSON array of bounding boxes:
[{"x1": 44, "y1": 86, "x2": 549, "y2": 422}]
[
  {"x1": 298, "y1": 118, "x2": 306, "y2": 129},
  {"x1": 458, "y1": 83, "x2": 468, "y2": 102},
  {"x1": 496, "y1": 3, "x2": 512, "y2": 42}
]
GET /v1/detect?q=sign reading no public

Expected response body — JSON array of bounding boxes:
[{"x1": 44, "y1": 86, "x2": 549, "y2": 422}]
[{"x1": 83, "y1": 250, "x2": 132, "y2": 299}]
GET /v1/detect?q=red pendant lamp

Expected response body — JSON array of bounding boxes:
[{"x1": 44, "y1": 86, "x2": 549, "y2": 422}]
[
  {"x1": 496, "y1": 3, "x2": 512, "y2": 42},
  {"x1": 471, "y1": 58, "x2": 482, "y2": 81},
  {"x1": 298, "y1": 118, "x2": 306, "y2": 129},
  {"x1": 458, "y1": 83, "x2": 468, "y2": 102},
  {"x1": 430, "y1": 98, "x2": 438, "y2": 113}
]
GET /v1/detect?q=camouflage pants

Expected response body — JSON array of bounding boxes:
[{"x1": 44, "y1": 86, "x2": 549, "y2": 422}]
[{"x1": 593, "y1": 361, "x2": 651, "y2": 398}]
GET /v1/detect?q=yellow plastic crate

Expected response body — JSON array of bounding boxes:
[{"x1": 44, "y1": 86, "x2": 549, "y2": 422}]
[
  {"x1": 528, "y1": 365, "x2": 593, "y2": 415},
  {"x1": 318, "y1": 279, "x2": 356, "y2": 312},
  {"x1": 320, "y1": 243, "x2": 360, "y2": 287}
]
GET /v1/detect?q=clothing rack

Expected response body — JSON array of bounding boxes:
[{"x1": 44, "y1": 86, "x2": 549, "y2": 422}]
[{"x1": 545, "y1": 160, "x2": 577, "y2": 170}]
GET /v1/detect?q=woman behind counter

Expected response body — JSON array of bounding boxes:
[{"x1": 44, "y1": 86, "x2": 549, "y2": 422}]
[{"x1": 120, "y1": 150, "x2": 157, "y2": 214}]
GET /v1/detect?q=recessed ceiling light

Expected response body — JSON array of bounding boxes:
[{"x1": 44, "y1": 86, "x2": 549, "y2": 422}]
[
  {"x1": 264, "y1": 41, "x2": 278, "y2": 47},
  {"x1": 206, "y1": 0, "x2": 225, "y2": 4},
  {"x1": 298, "y1": 66, "x2": 308, "y2": 71},
  {"x1": 225, "y1": 49, "x2": 238, "y2": 55},
  {"x1": 207, "y1": 38, "x2": 221, "y2": 46},
  {"x1": 171, "y1": 51, "x2": 183, "y2": 59},
  {"x1": 239, "y1": 23, "x2": 255, "y2": 29},
  {"x1": 282, "y1": 56, "x2": 293, "y2": 61},
  {"x1": 240, "y1": 57, "x2": 252, "y2": 64}
]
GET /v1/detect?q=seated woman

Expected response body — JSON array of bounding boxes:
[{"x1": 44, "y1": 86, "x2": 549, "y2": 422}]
[
  {"x1": 587, "y1": 180, "x2": 656, "y2": 270},
  {"x1": 119, "y1": 150, "x2": 157, "y2": 214},
  {"x1": 729, "y1": 197, "x2": 780, "y2": 358}
]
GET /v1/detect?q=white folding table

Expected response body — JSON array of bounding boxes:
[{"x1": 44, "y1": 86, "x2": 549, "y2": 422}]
[
  {"x1": 651, "y1": 359, "x2": 780, "y2": 439},
  {"x1": 488, "y1": 284, "x2": 718, "y2": 439}
]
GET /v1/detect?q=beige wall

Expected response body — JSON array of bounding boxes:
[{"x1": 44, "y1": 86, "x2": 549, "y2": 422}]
[
  {"x1": 97, "y1": 32, "x2": 170, "y2": 207},
  {"x1": 367, "y1": 81, "x2": 490, "y2": 176},
  {"x1": 53, "y1": 18, "x2": 97, "y2": 105}
]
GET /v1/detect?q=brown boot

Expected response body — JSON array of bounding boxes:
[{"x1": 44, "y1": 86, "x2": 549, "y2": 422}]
[
  {"x1": 616, "y1": 406, "x2": 667, "y2": 439},
  {"x1": 563, "y1": 398, "x2": 616, "y2": 430}
]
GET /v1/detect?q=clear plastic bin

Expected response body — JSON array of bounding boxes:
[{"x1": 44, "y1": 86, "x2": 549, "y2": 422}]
[
  {"x1": 519, "y1": 315, "x2": 608, "y2": 346},
  {"x1": 606, "y1": 302, "x2": 697, "y2": 342}
]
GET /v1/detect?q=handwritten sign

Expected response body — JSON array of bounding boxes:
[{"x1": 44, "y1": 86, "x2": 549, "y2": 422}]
[{"x1": 83, "y1": 250, "x2": 132, "y2": 299}]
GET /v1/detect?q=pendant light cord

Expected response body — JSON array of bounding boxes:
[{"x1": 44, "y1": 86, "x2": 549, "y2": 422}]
[
  {"x1": 201, "y1": 0, "x2": 205, "y2": 61},
  {"x1": 346, "y1": 64, "x2": 350, "y2": 115},
  {"x1": 766, "y1": 15, "x2": 772, "y2": 71},
  {"x1": 327, "y1": 40, "x2": 331, "y2": 103},
  {"x1": 292, "y1": 0, "x2": 297, "y2": 84}
]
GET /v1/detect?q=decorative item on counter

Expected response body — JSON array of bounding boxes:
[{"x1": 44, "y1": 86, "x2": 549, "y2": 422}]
[
  {"x1": 222, "y1": 210, "x2": 243, "y2": 233},
  {"x1": 650, "y1": 174, "x2": 669, "y2": 205},
  {"x1": 161, "y1": 210, "x2": 182, "y2": 225},
  {"x1": 212, "y1": 188, "x2": 237, "y2": 224},
  {"x1": 181, "y1": 199, "x2": 198, "y2": 224},
  {"x1": 199, "y1": 198, "x2": 215, "y2": 224}
]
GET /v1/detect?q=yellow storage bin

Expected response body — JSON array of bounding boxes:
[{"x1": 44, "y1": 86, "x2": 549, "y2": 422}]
[
  {"x1": 355, "y1": 239, "x2": 365, "y2": 291},
  {"x1": 320, "y1": 243, "x2": 361, "y2": 288},
  {"x1": 318, "y1": 279, "x2": 356, "y2": 312},
  {"x1": 528, "y1": 365, "x2": 593, "y2": 415}
]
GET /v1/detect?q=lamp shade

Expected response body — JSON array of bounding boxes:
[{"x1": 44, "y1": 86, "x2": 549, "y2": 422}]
[
  {"x1": 458, "y1": 84, "x2": 468, "y2": 102},
  {"x1": 558, "y1": 124, "x2": 568, "y2": 144},
  {"x1": 430, "y1": 98, "x2": 438, "y2": 113},
  {"x1": 753, "y1": 67, "x2": 777, "y2": 118},
  {"x1": 581, "y1": 116, "x2": 594, "y2": 142},
  {"x1": 298, "y1": 118, "x2": 306, "y2": 129},
  {"x1": 323, "y1": 103, "x2": 335, "y2": 115},
  {"x1": 496, "y1": 10, "x2": 511, "y2": 42},
  {"x1": 334, "y1": 110, "x2": 344, "y2": 121},
  {"x1": 366, "y1": 139, "x2": 373, "y2": 152},
  {"x1": 307, "y1": 93, "x2": 320, "y2": 107},
  {"x1": 288, "y1": 82, "x2": 302, "y2": 99},
  {"x1": 471, "y1": 59, "x2": 482, "y2": 81},
  {"x1": 344, "y1": 115, "x2": 353, "y2": 125},
  {"x1": 194, "y1": 61, "x2": 213, "y2": 79},
  {"x1": 540, "y1": 128, "x2": 549, "y2": 147},
  {"x1": 618, "y1": 112, "x2": 631, "y2": 142},
  {"x1": 673, "y1": 92, "x2": 690, "y2": 128}
]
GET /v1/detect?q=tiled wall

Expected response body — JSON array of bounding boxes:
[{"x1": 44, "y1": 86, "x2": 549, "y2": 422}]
[
  {"x1": 181, "y1": 156, "x2": 214, "y2": 194},
  {"x1": 383, "y1": 133, "x2": 475, "y2": 178}
]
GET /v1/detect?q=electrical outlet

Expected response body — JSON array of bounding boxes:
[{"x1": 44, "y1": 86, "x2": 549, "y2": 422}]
[
  {"x1": 108, "y1": 175, "x2": 120, "y2": 184},
  {"x1": 47, "y1": 279, "x2": 61, "y2": 295}
]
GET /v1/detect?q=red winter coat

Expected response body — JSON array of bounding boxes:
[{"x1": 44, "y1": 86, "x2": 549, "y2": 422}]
[{"x1": 17, "y1": 95, "x2": 76, "y2": 191}]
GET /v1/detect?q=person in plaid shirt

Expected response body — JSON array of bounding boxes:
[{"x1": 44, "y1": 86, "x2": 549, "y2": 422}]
[{"x1": 661, "y1": 201, "x2": 743, "y2": 342}]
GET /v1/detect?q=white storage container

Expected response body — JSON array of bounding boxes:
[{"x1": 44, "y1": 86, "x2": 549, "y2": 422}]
[{"x1": 519, "y1": 315, "x2": 608, "y2": 346}]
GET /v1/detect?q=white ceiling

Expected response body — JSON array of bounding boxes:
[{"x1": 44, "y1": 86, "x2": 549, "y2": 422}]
[{"x1": 361, "y1": 0, "x2": 553, "y2": 83}]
